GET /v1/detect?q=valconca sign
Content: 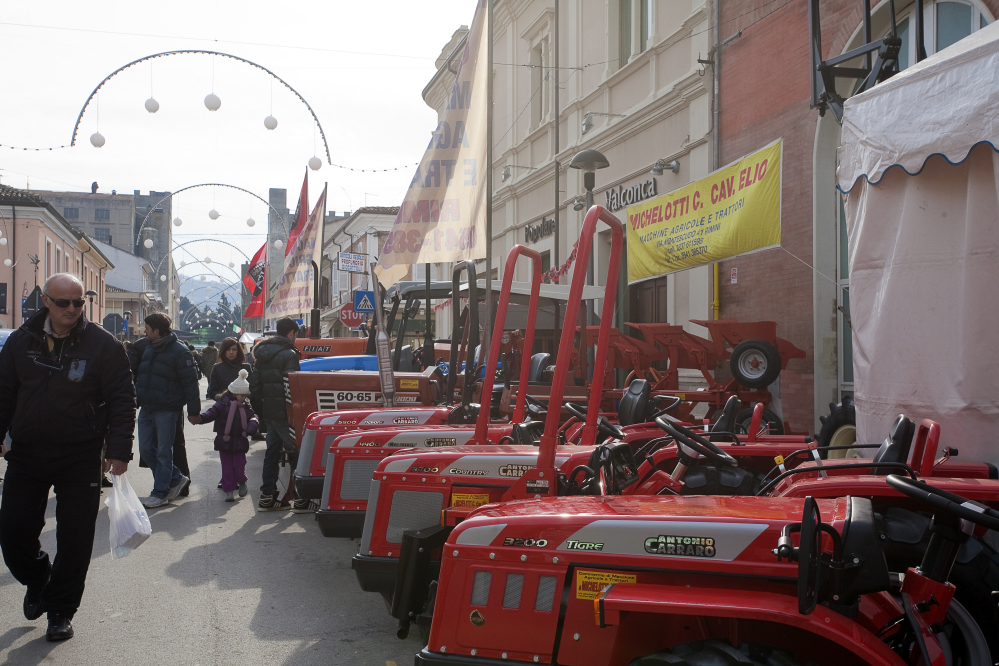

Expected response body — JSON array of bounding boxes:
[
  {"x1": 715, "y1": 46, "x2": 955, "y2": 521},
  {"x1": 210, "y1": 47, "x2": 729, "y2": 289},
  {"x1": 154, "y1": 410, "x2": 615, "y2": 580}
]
[
  {"x1": 524, "y1": 217, "x2": 556, "y2": 243},
  {"x1": 605, "y1": 178, "x2": 658, "y2": 212}
]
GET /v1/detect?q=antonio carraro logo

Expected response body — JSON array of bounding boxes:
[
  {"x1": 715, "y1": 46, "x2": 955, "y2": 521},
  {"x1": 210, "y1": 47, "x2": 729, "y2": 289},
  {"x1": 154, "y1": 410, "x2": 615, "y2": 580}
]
[
  {"x1": 498, "y1": 464, "x2": 534, "y2": 478},
  {"x1": 393, "y1": 416, "x2": 420, "y2": 425},
  {"x1": 644, "y1": 535, "x2": 716, "y2": 557},
  {"x1": 424, "y1": 437, "x2": 457, "y2": 447}
]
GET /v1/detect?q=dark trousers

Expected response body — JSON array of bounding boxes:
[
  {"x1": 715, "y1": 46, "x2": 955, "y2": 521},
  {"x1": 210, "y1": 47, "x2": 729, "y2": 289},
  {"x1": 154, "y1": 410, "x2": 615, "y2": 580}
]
[
  {"x1": 261, "y1": 420, "x2": 294, "y2": 495},
  {"x1": 173, "y1": 412, "x2": 190, "y2": 477},
  {"x1": 0, "y1": 449, "x2": 103, "y2": 617}
]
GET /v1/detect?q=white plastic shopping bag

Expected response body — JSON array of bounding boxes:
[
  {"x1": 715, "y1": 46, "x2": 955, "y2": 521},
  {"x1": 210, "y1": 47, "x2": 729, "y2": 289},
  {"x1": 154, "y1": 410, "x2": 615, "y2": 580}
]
[{"x1": 104, "y1": 473, "x2": 152, "y2": 559}]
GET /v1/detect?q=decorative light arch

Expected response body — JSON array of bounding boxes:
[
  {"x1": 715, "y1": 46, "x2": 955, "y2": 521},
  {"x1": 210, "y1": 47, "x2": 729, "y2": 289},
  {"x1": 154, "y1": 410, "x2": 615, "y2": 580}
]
[
  {"x1": 137, "y1": 183, "x2": 290, "y2": 247},
  {"x1": 71, "y1": 50, "x2": 331, "y2": 164},
  {"x1": 155, "y1": 238, "x2": 252, "y2": 280}
]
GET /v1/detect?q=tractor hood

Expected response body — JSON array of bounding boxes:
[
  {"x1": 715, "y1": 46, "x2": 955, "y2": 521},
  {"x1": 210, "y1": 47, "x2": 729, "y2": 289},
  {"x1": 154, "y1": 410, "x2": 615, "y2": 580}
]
[{"x1": 451, "y1": 495, "x2": 850, "y2": 566}]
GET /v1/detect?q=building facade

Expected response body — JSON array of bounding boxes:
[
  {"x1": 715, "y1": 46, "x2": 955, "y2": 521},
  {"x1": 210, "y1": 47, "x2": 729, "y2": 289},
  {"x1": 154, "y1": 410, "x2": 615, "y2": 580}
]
[{"x1": 0, "y1": 185, "x2": 114, "y2": 329}]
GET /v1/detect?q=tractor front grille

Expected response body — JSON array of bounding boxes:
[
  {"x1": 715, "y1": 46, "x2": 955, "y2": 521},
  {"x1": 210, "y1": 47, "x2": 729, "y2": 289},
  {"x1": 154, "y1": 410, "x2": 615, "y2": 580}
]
[
  {"x1": 470, "y1": 571, "x2": 491, "y2": 606},
  {"x1": 535, "y1": 575, "x2": 557, "y2": 612},
  {"x1": 340, "y1": 460, "x2": 381, "y2": 500},
  {"x1": 385, "y1": 490, "x2": 444, "y2": 543}
]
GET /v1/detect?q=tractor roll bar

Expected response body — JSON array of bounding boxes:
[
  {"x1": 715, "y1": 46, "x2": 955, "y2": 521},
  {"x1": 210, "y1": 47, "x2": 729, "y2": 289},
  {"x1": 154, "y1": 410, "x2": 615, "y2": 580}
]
[
  {"x1": 474, "y1": 245, "x2": 543, "y2": 443},
  {"x1": 447, "y1": 261, "x2": 479, "y2": 404},
  {"x1": 539, "y1": 206, "x2": 624, "y2": 467}
]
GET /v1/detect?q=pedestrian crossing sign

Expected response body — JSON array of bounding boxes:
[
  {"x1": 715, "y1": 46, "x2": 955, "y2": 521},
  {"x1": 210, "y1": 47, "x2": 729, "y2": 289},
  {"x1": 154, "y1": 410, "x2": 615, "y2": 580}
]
[{"x1": 354, "y1": 290, "x2": 375, "y2": 312}]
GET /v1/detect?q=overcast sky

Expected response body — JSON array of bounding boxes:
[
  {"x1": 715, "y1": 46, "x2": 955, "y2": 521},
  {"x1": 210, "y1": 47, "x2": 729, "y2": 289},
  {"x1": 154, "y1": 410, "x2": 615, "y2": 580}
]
[{"x1": 0, "y1": 0, "x2": 471, "y2": 270}]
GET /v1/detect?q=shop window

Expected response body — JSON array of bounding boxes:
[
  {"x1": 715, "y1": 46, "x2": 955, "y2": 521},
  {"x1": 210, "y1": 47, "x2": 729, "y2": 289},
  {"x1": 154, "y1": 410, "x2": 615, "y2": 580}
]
[
  {"x1": 891, "y1": 0, "x2": 990, "y2": 70},
  {"x1": 541, "y1": 251, "x2": 551, "y2": 283}
]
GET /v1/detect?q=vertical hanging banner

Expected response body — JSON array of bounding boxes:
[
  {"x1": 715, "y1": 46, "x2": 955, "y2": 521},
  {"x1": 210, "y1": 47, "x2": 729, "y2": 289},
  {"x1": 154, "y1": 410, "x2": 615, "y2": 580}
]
[
  {"x1": 376, "y1": 0, "x2": 488, "y2": 286},
  {"x1": 286, "y1": 170, "x2": 309, "y2": 258},
  {"x1": 627, "y1": 139, "x2": 782, "y2": 283},
  {"x1": 267, "y1": 185, "x2": 326, "y2": 318}
]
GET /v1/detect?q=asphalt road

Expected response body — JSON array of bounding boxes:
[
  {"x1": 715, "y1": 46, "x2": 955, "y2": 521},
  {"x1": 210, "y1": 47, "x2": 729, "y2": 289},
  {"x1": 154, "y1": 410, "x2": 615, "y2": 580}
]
[{"x1": 0, "y1": 382, "x2": 424, "y2": 666}]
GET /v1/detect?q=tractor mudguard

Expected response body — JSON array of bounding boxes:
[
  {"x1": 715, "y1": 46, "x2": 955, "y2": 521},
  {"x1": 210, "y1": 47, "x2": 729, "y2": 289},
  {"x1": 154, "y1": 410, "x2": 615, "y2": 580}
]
[{"x1": 392, "y1": 524, "x2": 452, "y2": 639}]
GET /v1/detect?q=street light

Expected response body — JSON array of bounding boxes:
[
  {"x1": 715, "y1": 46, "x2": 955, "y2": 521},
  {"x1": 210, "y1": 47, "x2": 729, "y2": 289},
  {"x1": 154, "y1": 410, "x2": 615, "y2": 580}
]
[
  {"x1": 569, "y1": 148, "x2": 610, "y2": 380},
  {"x1": 85, "y1": 290, "x2": 97, "y2": 321}
]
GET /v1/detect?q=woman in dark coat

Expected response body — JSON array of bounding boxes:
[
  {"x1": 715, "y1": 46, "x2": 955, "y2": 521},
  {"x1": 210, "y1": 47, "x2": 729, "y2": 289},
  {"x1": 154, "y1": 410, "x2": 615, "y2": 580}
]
[{"x1": 207, "y1": 338, "x2": 252, "y2": 400}]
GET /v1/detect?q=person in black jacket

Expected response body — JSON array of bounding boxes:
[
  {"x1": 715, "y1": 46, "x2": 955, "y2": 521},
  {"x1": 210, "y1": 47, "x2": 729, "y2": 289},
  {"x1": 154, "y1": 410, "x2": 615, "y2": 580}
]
[
  {"x1": 134, "y1": 313, "x2": 199, "y2": 509},
  {"x1": 127, "y1": 336, "x2": 191, "y2": 495},
  {"x1": 0, "y1": 273, "x2": 136, "y2": 642},
  {"x1": 207, "y1": 338, "x2": 251, "y2": 400},
  {"x1": 248, "y1": 318, "x2": 300, "y2": 510}
]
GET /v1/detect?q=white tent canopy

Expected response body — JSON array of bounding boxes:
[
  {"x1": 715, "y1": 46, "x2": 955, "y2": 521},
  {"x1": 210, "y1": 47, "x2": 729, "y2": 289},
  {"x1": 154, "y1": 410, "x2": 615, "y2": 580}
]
[
  {"x1": 838, "y1": 20, "x2": 999, "y2": 192},
  {"x1": 839, "y1": 21, "x2": 999, "y2": 464}
]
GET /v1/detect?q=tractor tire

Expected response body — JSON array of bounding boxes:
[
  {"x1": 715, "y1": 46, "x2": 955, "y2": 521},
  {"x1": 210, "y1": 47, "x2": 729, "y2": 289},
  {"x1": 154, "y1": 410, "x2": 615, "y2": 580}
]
[
  {"x1": 735, "y1": 407, "x2": 785, "y2": 436},
  {"x1": 628, "y1": 640, "x2": 804, "y2": 666},
  {"x1": 730, "y1": 340, "x2": 782, "y2": 388},
  {"x1": 816, "y1": 396, "x2": 857, "y2": 459}
]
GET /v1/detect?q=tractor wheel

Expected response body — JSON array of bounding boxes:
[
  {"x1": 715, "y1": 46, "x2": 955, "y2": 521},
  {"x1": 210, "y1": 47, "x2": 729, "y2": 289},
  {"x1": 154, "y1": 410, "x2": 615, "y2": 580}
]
[
  {"x1": 816, "y1": 396, "x2": 857, "y2": 459},
  {"x1": 735, "y1": 407, "x2": 785, "y2": 436},
  {"x1": 628, "y1": 640, "x2": 803, "y2": 666},
  {"x1": 730, "y1": 340, "x2": 782, "y2": 388}
]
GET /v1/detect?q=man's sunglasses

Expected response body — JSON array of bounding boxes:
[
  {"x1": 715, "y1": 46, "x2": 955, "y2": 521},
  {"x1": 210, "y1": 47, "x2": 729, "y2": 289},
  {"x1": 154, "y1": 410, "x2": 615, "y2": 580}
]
[{"x1": 45, "y1": 295, "x2": 86, "y2": 308}]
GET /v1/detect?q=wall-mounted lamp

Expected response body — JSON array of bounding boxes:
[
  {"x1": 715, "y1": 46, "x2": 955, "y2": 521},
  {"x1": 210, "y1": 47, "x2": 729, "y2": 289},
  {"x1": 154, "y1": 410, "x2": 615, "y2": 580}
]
[
  {"x1": 651, "y1": 159, "x2": 680, "y2": 176},
  {"x1": 581, "y1": 111, "x2": 628, "y2": 135},
  {"x1": 572, "y1": 197, "x2": 585, "y2": 211},
  {"x1": 501, "y1": 164, "x2": 536, "y2": 182}
]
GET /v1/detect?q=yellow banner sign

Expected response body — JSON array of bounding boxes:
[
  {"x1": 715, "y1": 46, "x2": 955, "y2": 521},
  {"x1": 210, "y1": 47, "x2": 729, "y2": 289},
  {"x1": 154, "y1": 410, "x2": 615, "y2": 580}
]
[{"x1": 626, "y1": 140, "x2": 782, "y2": 283}]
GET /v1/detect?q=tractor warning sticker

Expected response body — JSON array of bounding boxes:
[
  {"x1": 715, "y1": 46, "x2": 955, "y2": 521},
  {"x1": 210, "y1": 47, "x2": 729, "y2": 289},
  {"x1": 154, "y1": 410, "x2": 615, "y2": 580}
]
[
  {"x1": 576, "y1": 570, "x2": 636, "y2": 600},
  {"x1": 451, "y1": 493, "x2": 490, "y2": 508},
  {"x1": 400, "y1": 379, "x2": 420, "y2": 389}
]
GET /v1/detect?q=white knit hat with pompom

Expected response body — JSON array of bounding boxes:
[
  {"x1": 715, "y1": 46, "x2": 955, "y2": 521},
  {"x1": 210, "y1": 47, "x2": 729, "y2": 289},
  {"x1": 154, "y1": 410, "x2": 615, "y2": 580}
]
[{"x1": 228, "y1": 369, "x2": 251, "y2": 394}]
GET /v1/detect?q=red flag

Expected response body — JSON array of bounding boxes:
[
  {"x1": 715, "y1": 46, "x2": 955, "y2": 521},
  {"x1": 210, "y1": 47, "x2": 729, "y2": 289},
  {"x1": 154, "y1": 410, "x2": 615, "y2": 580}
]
[
  {"x1": 285, "y1": 169, "x2": 309, "y2": 257},
  {"x1": 244, "y1": 243, "x2": 266, "y2": 296},
  {"x1": 244, "y1": 289, "x2": 264, "y2": 318}
]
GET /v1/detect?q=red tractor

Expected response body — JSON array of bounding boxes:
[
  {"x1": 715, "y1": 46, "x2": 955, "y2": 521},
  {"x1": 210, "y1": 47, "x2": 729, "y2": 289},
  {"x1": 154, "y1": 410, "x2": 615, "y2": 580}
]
[{"x1": 414, "y1": 472, "x2": 997, "y2": 665}]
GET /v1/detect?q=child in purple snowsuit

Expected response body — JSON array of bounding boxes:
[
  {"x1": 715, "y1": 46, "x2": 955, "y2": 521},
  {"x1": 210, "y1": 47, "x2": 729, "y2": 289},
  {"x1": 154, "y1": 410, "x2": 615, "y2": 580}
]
[{"x1": 192, "y1": 369, "x2": 258, "y2": 501}]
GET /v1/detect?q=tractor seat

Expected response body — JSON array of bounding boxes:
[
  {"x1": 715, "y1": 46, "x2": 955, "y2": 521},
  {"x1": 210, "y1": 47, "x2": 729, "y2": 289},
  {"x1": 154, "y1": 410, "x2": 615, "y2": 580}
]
[
  {"x1": 395, "y1": 345, "x2": 417, "y2": 372},
  {"x1": 617, "y1": 379, "x2": 650, "y2": 427},
  {"x1": 528, "y1": 353, "x2": 551, "y2": 382},
  {"x1": 872, "y1": 415, "x2": 916, "y2": 474},
  {"x1": 710, "y1": 395, "x2": 741, "y2": 441}
]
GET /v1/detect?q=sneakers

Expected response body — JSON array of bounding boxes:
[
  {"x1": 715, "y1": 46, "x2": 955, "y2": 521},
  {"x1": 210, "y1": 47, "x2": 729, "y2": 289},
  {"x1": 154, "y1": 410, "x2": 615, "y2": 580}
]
[
  {"x1": 291, "y1": 498, "x2": 313, "y2": 514},
  {"x1": 225, "y1": 491, "x2": 235, "y2": 502},
  {"x1": 166, "y1": 474, "x2": 190, "y2": 502},
  {"x1": 142, "y1": 495, "x2": 169, "y2": 509},
  {"x1": 46, "y1": 614, "x2": 73, "y2": 641},
  {"x1": 237, "y1": 483, "x2": 248, "y2": 498},
  {"x1": 257, "y1": 493, "x2": 291, "y2": 512}
]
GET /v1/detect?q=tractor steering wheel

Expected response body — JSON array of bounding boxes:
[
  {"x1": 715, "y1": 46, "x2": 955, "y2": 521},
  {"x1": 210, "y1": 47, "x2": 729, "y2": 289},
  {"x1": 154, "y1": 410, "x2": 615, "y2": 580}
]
[
  {"x1": 887, "y1": 475, "x2": 999, "y2": 531},
  {"x1": 523, "y1": 394, "x2": 549, "y2": 418},
  {"x1": 565, "y1": 402, "x2": 625, "y2": 440},
  {"x1": 655, "y1": 417, "x2": 738, "y2": 467}
]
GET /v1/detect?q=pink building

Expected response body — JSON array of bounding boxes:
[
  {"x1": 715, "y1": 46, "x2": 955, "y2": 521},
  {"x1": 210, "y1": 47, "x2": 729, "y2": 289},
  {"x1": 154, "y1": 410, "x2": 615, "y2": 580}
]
[{"x1": 0, "y1": 185, "x2": 114, "y2": 330}]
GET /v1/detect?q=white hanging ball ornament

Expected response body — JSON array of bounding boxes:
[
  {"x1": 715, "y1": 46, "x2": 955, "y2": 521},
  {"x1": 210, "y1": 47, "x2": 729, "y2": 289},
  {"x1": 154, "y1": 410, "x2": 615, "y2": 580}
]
[
  {"x1": 264, "y1": 115, "x2": 278, "y2": 130},
  {"x1": 228, "y1": 261, "x2": 235, "y2": 268},
  {"x1": 145, "y1": 98, "x2": 160, "y2": 113},
  {"x1": 207, "y1": 287, "x2": 212, "y2": 291},
  {"x1": 204, "y1": 93, "x2": 221, "y2": 111},
  {"x1": 273, "y1": 239, "x2": 284, "y2": 250},
  {"x1": 170, "y1": 289, "x2": 176, "y2": 294},
  {"x1": 204, "y1": 256, "x2": 212, "y2": 264},
  {"x1": 246, "y1": 218, "x2": 255, "y2": 228},
  {"x1": 201, "y1": 275, "x2": 207, "y2": 281},
  {"x1": 143, "y1": 239, "x2": 154, "y2": 249},
  {"x1": 0, "y1": 238, "x2": 7, "y2": 246},
  {"x1": 308, "y1": 156, "x2": 322, "y2": 171},
  {"x1": 209, "y1": 209, "x2": 220, "y2": 220},
  {"x1": 3, "y1": 259, "x2": 11, "y2": 267},
  {"x1": 90, "y1": 132, "x2": 106, "y2": 148},
  {"x1": 173, "y1": 217, "x2": 182, "y2": 227},
  {"x1": 160, "y1": 275, "x2": 167, "y2": 282},
  {"x1": 180, "y1": 261, "x2": 186, "y2": 267}
]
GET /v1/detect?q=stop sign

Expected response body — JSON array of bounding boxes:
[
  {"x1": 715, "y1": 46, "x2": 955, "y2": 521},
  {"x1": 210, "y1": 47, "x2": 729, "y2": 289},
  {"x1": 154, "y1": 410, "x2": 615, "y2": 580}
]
[{"x1": 339, "y1": 302, "x2": 366, "y2": 330}]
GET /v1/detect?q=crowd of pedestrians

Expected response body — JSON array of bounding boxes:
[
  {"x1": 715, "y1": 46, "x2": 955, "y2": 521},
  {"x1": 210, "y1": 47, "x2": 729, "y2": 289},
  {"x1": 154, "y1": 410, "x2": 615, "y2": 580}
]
[{"x1": 0, "y1": 273, "x2": 305, "y2": 641}]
